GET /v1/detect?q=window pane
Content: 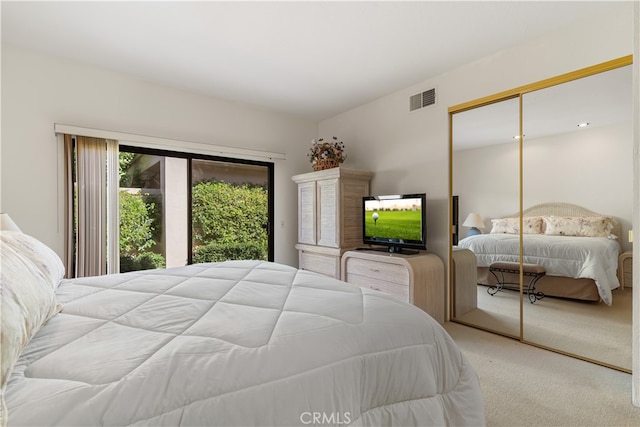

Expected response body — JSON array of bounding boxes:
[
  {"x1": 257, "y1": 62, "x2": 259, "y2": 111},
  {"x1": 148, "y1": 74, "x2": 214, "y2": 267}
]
[
  {"x1": 191, "y1": 159, "x2": 269, "y2": 263},
  {"x1": 119, "y1": 152, "x2": 188, "y2": 272}
]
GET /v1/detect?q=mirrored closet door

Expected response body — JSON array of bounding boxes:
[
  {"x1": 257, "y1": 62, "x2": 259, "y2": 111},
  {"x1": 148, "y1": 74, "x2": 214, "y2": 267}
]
[
  {"x1": 449, "y1": 56, "x2": 633, "y2": 372},
  {"x1": 521, "y1": 64, "x2": 633, "y2": 371},
  {"x1": 451, "y1": 97, "x2": 520, "y2": 338}
]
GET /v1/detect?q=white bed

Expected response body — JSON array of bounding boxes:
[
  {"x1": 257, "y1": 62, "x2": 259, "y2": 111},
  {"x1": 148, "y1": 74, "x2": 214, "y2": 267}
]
[
  {"x1": 1, "y1": 230, "x2": 485, "y2": 426},
  {"x1": 457, "y1": 203, "x2": 621, "y2": 305}
]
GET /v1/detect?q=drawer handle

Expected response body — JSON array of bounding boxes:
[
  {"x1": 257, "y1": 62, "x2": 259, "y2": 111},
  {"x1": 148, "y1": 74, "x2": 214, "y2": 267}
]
[
  {"x1": 370, "y1": 286, "x2": 381, "y2": 291},
  {"x1": 369, "y1": 267, "x2": 381, "y2": 272}
]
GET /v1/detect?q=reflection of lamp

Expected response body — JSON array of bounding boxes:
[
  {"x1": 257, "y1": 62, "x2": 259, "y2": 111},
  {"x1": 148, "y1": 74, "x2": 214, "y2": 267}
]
[
  {"x1": 463, "y1": 213, "x2": 485, "y2": 236},
  {"x1": 0, "y1": 213, "x2": 22, "y2": 232}
]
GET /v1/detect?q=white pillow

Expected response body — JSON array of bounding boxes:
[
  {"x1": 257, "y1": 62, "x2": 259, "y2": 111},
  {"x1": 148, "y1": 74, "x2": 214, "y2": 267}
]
[
  {"x1": 543, "y1": 216, "x2": 614, "y2": 238},
  {"x1": 0, "y1": 232, "x2": 63, "y2": 417},
  {"x1": 0, "y1": 231, "x2": 65, "y2": 289},
  {"x1": 490, "y1": 216, "x2": 543, "y2": 234},
  {"x1": 490, "y1": 217, "x2": 519, "y2": 234}
]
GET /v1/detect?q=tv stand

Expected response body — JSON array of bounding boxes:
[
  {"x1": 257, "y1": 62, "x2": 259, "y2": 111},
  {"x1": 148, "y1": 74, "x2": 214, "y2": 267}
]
[
  {"x1": 341, "y1": 250, "x2": 444, "y2": 323},
  {"x1": 387, "y1": 246, "x2": 419, "y2": 255},
  {"x1": 366, "y1": 245, "x2": 419, "y2": 255}
]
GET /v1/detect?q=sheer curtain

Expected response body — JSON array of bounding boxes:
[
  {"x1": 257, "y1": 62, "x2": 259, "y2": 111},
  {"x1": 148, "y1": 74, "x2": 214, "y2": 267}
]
[{"x1": 64, "y1": 135, "x2": 119, "y2": 277}]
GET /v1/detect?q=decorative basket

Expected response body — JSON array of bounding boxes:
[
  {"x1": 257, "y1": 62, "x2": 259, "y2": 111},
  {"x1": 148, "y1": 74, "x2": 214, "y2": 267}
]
[{"x1": 313, "y1": 158, "x2": 340, "y2": 171}]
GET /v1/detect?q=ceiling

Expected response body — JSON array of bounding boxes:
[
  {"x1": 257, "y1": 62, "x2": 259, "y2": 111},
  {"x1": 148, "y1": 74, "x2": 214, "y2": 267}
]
[{"x1": 0, "y1": 1, "x2": 622, "y2": 121}]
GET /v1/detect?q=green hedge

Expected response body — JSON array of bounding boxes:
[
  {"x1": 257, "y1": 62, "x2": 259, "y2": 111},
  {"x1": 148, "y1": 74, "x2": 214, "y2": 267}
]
[
  {"x1": 119, "y1": 190, "x2": 155, "y2": 256},
  {"x1": 120, "y1": 252, "x2": 166, "y2": 273},
  {"x1": 193, "y1": 241, "x2": 266, "y2": 264},
  {"x1": 192, "y1": 181, "x2": 268, "y2": 248}
]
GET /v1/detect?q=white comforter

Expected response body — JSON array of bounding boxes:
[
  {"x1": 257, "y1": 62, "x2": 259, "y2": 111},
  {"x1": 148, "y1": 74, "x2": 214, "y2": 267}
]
[
  {"x1": 458, "y1": 234, "x2": 620, "y2": 304},
  {"x1": 5, "y1": 260, "x2": 484, "y2": 426}
]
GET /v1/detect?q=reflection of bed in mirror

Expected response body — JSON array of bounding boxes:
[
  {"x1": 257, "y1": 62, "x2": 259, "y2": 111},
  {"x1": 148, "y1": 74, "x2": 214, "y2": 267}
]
[{"x1": 457, "y1": 202, "x2": 621, "y2": 305}]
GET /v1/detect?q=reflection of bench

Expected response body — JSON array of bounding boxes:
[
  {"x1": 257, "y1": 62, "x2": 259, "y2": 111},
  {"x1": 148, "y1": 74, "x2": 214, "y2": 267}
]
[{"x1": 488, "y1": 261, "x2": 546, "y2": 304}]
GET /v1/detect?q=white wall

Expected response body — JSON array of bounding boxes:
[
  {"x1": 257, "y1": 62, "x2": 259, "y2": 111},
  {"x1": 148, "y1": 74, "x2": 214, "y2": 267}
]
[
  {"x1": 319, "y1": 3, "x2": 633, "y2": 265},
  {"x1": 454, "y1": 141, "x2": 520, "y2": 234},
  {"x1": 524, "y1": 122, "x2": 632, "y2": 251},
  {"x1": 0, "y1": 44, "x2": 317, "y2": 266}
]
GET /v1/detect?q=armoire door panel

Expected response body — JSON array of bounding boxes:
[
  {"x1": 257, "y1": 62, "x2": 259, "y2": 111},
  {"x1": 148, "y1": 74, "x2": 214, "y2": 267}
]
[{"x1": 298, "y1": 181, "x2": 317, "y2": 245}]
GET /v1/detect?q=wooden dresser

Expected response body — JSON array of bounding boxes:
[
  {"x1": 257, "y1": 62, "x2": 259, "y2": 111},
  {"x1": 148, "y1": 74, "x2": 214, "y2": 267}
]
[
  {"x1": 292, "y1": 167, "x2": 373, "y2": 279},
  {"x1": 340, "y1": 250, "x2": 444, "y2": 324}
]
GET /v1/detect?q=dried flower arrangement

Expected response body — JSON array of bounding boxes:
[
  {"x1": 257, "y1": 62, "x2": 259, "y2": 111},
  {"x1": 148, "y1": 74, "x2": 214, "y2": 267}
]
[{"x1": 307, "y1": 136, "x2": 346, "y2": 171}]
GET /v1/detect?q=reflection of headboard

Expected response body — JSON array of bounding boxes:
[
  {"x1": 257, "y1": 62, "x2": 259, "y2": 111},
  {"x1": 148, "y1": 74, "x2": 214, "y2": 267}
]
[{"x1": 504, "y1": 202, "x2": 621, "y2": 242}]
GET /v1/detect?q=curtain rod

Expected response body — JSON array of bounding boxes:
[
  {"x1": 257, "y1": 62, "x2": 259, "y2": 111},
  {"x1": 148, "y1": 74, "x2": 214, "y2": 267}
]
[{"x1": 54, "y1": 124, "x2": 286, "y2": 162}]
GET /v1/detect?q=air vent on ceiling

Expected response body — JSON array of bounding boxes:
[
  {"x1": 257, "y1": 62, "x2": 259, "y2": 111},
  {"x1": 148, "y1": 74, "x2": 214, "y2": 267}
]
[{"x1": 409, "y1": 88, "x2": 436, "y2": 112}]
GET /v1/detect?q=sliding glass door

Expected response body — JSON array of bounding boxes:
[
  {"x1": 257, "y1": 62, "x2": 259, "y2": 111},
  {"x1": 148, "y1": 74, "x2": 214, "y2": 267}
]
[
  {"x1": 191, "y1": 158, "x2": 270, "y2": 264},
  {"x1": 119, "y1": 151, "x2": 187, "y2": 270},
  {"x1": 118, "y1": 147, "x2": 273, "y2": 272}
]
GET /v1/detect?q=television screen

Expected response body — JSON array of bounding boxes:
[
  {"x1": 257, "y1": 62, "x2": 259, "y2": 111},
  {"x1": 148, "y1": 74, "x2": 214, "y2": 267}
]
[{"x1": 363, "y1": 194, "x2": 426, "y2": 252}]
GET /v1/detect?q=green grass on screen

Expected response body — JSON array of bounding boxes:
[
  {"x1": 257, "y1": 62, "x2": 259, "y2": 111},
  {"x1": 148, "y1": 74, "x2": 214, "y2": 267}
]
[{"x1": 364, "y1": 209, "x2": 422, "y2": 241}]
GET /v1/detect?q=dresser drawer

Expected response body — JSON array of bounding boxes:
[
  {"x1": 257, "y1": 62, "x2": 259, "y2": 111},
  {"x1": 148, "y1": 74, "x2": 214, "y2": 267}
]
[
  {"x1": 299, "y1": 251, "x2": 340, "y2": 278},
  {"x1": 345, "y1": 273, "x2": 409, "y2": 302},
  {"x1": 343, "y1": 257, "x2": 409, "y2": 285}
]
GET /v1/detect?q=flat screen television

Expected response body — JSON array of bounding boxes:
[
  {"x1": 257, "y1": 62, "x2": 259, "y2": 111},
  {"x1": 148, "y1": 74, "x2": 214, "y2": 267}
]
[{"x1": 362, "y1": 193, "x2": 427, "y2": 254}]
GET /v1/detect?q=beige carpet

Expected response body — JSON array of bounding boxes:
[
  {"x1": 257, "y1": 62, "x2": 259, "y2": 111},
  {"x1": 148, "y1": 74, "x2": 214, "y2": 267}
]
[
  {"x1": 445, "y1": 322, "x2": 640, "y2": 426},
  {"x1": 455, "y1": 286, "x2": 632, "y2": 370}
]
